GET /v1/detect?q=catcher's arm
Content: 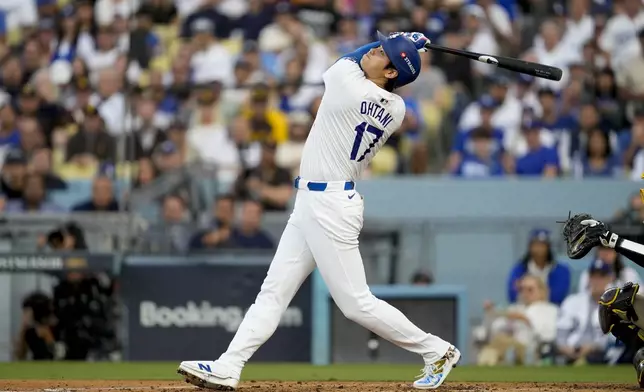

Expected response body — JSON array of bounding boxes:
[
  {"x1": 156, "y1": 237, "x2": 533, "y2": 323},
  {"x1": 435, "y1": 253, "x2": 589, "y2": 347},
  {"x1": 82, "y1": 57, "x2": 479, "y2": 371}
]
[
  {"x1": 561, "y1": 213, "x2": 644, "y2": 268},
  {"x1": 608, "y1": 234, "x2": 644, "y2": 268}
]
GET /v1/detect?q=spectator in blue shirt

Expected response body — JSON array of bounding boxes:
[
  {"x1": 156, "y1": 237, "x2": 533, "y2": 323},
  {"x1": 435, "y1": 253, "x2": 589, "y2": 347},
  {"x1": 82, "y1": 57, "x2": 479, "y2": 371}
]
[
  {"x1": 235, "y1": 0, "x2": 275, "y2": 41},
  {"x1": 448, "y1": 95, "x2": 505, "y2": 172},
  {"x1": 508, "y1": 228, "x2": 571, "y2": 305},
  {"x1": 72, "y1": 176, "x2": 119, "y2": 212},
  {"x1": 5, "y1": 174, "x2": 65, "y2": 213},
  {"x1": 535, "y1": 87, "x2": 578, "y2": 170},
  {"x1": 0, "y1": 101, "x2": 21, "y2": 148},
  {"x1": 453, "y1": 128, "x2": 505, "y2": 178},
  {"x1": 513, "y1": 121, "x2": 560, "y2": 177},
  {"x1": 537, "y1": 87, "x2": 578, "y2": 138},
  {"x1": 36, "y1": 18, "x2": 58, "y2": 61},
  {"x1": 181, "y1": 0, "x2": 232, "y2": 39},
  {"x1": 332, "y1": 16, "x2": 368, "y2": 56},
  {"x1": 0, "y1": 148, "x2": 28, "y2": 200},
  {"x1": 594, "y1": 68, "x2": 623, "y2": 131},
  {"x1": 52, "y1": 5, "x2": 78, "y2": 64},
  {"x1": 189, "y1": 194, "x2": 236, "y2": 251},
  {"x1": 128, "y1": 8, "x2": 161, "y2": 70},
  {"x1": 0, "y1": 10, "x2": 5, "y2": 41},
  {"x1": 468, "y1": 0, "x2": 518, "y2": 21},
  {"x1": 401, "y1": 96, "x2": 423, "y2": 141},
  {"x1": 410, "y1": 4, "x2": 448, "y2": 43},
  {"x1": 227, "y1": 199, "x2": 274, "y2": 250},
  {"x1": 569, "y1": 103, "x2": 614, "y2": 162},
  {"x1": 574, "y1": 128, "x2": 620, "y2": 177}
]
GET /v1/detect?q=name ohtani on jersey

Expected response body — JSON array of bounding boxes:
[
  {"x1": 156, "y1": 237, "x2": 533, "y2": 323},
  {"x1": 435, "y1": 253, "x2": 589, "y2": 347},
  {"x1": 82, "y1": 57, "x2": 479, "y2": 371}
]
[{"x1": 360, "y1": 101, "x2": 395, "y2": 128}]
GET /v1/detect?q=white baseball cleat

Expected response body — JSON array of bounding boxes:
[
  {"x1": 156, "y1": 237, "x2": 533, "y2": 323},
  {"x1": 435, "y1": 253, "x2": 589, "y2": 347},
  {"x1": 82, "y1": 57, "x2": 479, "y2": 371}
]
[
  {"x1": 177, "y1": 360, "x2": 240, "y2": 391},
  {"x1": 412, "y1": 346, "x2": 461, "y2": 389}
]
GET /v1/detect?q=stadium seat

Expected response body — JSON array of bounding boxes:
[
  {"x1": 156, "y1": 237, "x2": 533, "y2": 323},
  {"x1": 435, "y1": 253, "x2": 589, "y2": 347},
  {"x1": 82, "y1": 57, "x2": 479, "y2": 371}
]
[
  {"x1": 420, "y1": 100, "x2": 443, "y2": 138},
  {"x1": 370, "y1": 146, "x2": 398, "y2": 176}
]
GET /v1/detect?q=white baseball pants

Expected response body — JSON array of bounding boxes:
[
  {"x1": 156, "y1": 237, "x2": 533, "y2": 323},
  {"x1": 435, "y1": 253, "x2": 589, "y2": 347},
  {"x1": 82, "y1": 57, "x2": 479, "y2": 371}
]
[{"x1": 217, "y1": 186, "x2": 451, "y2": 374}]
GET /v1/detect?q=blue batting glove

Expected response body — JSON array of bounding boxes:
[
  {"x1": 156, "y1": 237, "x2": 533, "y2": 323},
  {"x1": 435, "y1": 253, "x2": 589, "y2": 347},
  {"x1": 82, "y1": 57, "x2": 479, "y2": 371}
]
[{"x1": 395, "y1": 32, "x2": 430, "y2": 52}]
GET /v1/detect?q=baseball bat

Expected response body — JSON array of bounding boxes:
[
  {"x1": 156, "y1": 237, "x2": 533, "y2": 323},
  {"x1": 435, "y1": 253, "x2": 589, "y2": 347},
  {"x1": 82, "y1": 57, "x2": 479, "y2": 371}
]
[{"x1": 424, "y1": 43, "x2": 563, "y2": 82}]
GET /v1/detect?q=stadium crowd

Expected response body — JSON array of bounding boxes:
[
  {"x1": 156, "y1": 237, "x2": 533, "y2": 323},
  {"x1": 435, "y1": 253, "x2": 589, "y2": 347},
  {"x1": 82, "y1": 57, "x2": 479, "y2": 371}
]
[
  {"x1": 0, "y1": 0, "x2": 642, "y2": 199},
  {"x1": 2, "y1": 0, "x2": 644, "y2": 363},
  {"x1": 473, "y1": 192, "x2": 644, "y2": 366},
  {"x1": 0, "y1": 0, "x2": 640, "y2": 247}
]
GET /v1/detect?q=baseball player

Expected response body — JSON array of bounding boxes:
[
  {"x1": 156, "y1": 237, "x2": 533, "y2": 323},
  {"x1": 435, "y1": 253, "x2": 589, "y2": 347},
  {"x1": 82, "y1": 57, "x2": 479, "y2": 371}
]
[
  {"x1": 562, "y1": 213, "x2": 644, "y2": 387},
  {"x1": 177, "y1": 31, "x2": 460, "y2": 390}
]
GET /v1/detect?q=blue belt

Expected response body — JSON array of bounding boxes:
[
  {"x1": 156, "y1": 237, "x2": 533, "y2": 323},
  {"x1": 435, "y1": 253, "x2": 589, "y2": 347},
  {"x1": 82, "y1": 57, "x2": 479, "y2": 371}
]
[{"x1": 294, "y1": 177, "x2": 355, "y2": 192}]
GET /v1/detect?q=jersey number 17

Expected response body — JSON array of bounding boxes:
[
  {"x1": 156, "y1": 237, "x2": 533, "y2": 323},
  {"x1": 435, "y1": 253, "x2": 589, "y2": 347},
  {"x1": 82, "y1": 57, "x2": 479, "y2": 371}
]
[{"x1": 350, "y1": 122, "x2": 384, "y2": 162}]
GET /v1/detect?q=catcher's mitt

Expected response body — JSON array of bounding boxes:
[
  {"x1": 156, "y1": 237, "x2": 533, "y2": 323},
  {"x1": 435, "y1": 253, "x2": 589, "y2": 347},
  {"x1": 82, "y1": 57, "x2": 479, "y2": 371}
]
[{"x1": 560, "y1": 212, "x2": 606, "y2": 259}]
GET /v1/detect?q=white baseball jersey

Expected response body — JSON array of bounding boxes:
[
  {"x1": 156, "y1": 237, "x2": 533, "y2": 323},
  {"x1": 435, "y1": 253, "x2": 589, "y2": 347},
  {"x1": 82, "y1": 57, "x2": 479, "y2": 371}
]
[
  {"x1": 598, "y1": 11, "x2": 644, "y2": 68},
  {"x1": 298, "y1": 57, "x2": 407, "y2": 182},
  {"x1": 196, "y1": 47, "x2": 455, "y2": 380}
]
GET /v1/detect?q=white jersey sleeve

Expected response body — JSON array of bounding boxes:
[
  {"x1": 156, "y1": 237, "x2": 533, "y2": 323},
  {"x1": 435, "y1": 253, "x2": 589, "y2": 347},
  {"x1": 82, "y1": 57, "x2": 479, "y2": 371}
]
[
  {"x1": 323, "y1": 58, "x2": 368, "y2": 91},
  {"x1": 299, "y1": 58, "x2": 406, "y2": 181}
]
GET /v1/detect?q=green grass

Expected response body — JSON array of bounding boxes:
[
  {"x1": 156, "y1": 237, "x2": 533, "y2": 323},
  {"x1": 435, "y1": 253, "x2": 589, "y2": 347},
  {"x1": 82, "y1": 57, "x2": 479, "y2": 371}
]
[{"x1": 0, "y1": 362, "x2": 635, "y2": 383}]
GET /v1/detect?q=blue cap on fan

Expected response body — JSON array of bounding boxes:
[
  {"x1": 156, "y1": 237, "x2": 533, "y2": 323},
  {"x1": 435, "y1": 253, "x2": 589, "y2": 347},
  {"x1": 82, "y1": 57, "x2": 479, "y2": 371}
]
[
  {"x1": 522, "y1": 119, "x2": 544, "y2": 131},
  {"x1": 478, "y1": 95, "x2": 499, "y2": 109},
  {"x1": 518, "y1": 74, "x2": 534, "y2": 84},
  {"x1": 376, "y1": 31, "x2": 422, "y2": 89},
  {"x1": 529, "y1": 228, "x2": 550, "y2": 242},
  {"x1": 589, "y1": 259, "x2": 612, "y2": 275}
]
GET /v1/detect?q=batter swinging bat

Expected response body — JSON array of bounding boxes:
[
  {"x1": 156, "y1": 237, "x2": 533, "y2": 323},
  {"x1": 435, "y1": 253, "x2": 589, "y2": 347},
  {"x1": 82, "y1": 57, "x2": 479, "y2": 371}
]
[{"x1": 424, "y1": 42, "x2": 563, "y2": 81}]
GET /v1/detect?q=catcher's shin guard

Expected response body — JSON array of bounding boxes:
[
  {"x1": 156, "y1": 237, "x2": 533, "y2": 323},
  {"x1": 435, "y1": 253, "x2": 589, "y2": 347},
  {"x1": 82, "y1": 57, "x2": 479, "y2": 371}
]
[
  {"x1": 634, "y1": 347, "x2": 644, "y2": 388},
  {"x1": 599, "y1": 283, "x2": 640, "y2": 332},
  {"x1": 609, "y1": 322, "x2": 644, "y2": 354}
]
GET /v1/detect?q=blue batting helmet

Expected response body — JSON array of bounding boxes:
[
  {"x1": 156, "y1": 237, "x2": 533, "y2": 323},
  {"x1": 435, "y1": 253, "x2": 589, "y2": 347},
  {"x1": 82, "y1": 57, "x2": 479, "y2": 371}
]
[{"x1": 377, "y1": 31, "x2": 421, "y2": 89}]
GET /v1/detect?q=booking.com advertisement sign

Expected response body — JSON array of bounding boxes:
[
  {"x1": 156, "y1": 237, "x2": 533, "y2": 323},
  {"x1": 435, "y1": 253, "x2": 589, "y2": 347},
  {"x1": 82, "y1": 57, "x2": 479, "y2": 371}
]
[{"x1": 121, "y1": 256, "x2": 312, "y2": 361}]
